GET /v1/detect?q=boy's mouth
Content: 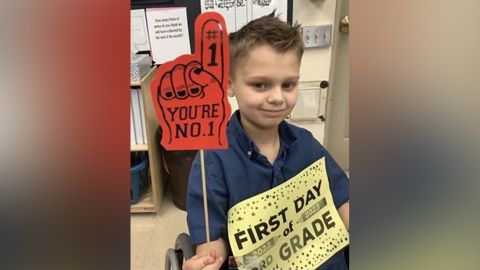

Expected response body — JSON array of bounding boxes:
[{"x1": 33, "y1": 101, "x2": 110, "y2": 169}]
[{"x1": 260, "y1": 109, "x2": 286, "y2": 117}]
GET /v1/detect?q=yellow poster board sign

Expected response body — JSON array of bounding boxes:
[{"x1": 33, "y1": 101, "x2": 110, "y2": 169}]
[{"x1": 227, "y1": 157, "x2": 349, "y2": 269}]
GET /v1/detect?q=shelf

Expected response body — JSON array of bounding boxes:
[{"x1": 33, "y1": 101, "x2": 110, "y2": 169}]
[
  {"x1": 130, "y1": 80, "x2": 141, "y2": 87},
  {"x1": 131, "y1": 144, "x2": 148, "y2": 151},
  {"x1": 131, "y1": 67, "x2": 157, "y2": 87},
  {"x1": 131, "y1": 187, "x2": 156, "y2": 213},
  {"x1": 129, "y1": 65, "x2": 166, "y2": 214}
]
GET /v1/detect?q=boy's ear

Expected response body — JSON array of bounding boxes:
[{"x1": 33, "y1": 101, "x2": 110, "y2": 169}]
[{"x1": 227, "y1": 79, "x2": 235, "y2": 97}]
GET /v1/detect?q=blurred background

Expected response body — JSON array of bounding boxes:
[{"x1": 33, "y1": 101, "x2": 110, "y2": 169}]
[{"x1": 1, "y1": 0, "x2": 479, "y2": 270}]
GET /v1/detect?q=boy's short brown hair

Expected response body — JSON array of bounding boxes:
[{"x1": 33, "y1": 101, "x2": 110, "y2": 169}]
[{"x1": 229, "y1": 12, "x2": 304, "y2": 78}]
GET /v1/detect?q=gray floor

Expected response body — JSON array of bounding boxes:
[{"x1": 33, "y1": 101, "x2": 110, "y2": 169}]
[{"x1": 131, "y1": 190, "x2": 188, "y2": 270}]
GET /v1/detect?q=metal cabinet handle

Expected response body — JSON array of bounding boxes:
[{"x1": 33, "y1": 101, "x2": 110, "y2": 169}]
[{"x1": 340, "y1": 15, "x2": 349, "y2": 33}]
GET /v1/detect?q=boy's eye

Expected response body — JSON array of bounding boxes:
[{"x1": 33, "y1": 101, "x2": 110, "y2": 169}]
[
  {"x1": 282, "y1": 81, "x2": 298, "y2": 90},
  {"x1": 250, "y1": 82, "x2": 268, "y2": 90}
]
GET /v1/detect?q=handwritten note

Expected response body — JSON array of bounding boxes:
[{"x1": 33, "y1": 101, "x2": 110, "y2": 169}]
[
  {"x1": 146, "y1": 7, "x2": 191, "y2": 64},
  {"x1": 201, "y1": 0, "x2": 288, "y2": 32},
  {"x1": 251, "y1": 0, "x2": 288, "y2": 21}
]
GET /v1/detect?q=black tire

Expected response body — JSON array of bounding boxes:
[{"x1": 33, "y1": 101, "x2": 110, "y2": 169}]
[
  {"x1": 175, "y1": 233, "x2": 195, "y2": 260},
  {"x1": 165, "y1": 248, "x2": 181, "y2": 270}
]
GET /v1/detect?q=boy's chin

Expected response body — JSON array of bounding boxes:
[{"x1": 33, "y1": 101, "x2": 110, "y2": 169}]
[
  {"x1": 255, "y1": 117, "x2": 285, "y2": 129},
  {"x1": 240, "y1": 111, "x2": 286, "y2": 130}
]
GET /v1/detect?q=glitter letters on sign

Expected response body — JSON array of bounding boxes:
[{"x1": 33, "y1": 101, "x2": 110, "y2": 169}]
[{"x1": 227, "y1": 158, "x2": 349, "y2": 270}]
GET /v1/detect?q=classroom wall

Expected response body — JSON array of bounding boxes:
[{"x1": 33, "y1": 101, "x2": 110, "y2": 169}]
[
  {"x1": 290, "y1": 0, "x2": 338, "y2": 143},
  {"x1": 294, "y1": 0, "x2": 337, "y2": 81},
  {"x1": 227, "y1": 0, "x2": 339, "y2": 144}
]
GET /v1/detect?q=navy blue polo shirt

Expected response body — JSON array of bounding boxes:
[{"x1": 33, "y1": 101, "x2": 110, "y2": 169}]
[{"x1": 186, "y1": 111, "x2": 349, "y2": 270}]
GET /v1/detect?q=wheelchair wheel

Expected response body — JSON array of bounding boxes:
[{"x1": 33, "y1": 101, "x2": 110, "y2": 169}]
[
  {"x1": 165, "y1": 248, "x2": 181, "y2": 270},
  {"x1": 174, "y1": 233, "x2": 195, "y2": 260}
]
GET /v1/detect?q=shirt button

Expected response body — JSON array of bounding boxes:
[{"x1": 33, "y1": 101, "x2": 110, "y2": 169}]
[{"x1": 247, "y1": 151, "x2": 252, "y2": 156}]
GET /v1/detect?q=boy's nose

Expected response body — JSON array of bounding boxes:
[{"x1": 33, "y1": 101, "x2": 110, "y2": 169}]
[{"x1": 266, "y1": 87, "x2": 284, "y2": 104}]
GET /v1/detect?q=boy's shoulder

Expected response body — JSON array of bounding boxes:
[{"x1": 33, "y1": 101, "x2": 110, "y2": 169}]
[
  {"x1": 280, "y1": 121, "x2": 329, "y2": 156},
  {"x1": 282, "y1": 120, "x2": 311, "y2": 135},
  {"x1": 280, "y1": 120, "x2": 317, "y2": 143}
]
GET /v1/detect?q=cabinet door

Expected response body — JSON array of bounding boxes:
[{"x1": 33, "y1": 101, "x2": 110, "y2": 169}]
[{"x1": 324, "y1": 0, "x2": 349, "y2": 171}]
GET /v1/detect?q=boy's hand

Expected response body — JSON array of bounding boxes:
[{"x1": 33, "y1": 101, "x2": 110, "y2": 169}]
[
  {"x1": 182, "y1": 249, "x2": 225, "y2": 270},
  {"x1": 151, "y1": 12, "x2": 231, "y2": 151}
]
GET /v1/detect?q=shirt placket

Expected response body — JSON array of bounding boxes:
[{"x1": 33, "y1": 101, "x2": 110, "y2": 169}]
[{"x1": 272, "y1": 148, "x2": 287, "y2": 186}]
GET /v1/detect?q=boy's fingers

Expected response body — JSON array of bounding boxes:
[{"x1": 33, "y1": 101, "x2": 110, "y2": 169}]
[
  {"x1": 209, "y1": 249, "x2": 225, "y2": 268},
  {"x1": 209, "y1": 248, "x2": 216, "y2": 258},
  {"x1": 185, "y1": 255, "x2": 214, "y2": 269},
  {"x1": 214, "y1": 256, "x2": 225, "y2": 266},
  {"x1": 195, "y1": 13, "x2": 229, "y2": 88}
]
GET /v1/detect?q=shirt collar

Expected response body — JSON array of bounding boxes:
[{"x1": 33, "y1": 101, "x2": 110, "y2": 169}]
[{"x1": 229, "y1": 110, "x2": 298, "y2": 156}]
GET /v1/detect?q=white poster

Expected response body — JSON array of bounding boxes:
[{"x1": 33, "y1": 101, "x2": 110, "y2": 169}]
[
  {"x1": 146, "y1": 7, "x2": 191, "y2": 64},
  {"x1": 201, "y1": 0, "x2": 288, "y2": 32},
  {"x1": 131, "y1": 9, "x2": 151, "y2": 52}
]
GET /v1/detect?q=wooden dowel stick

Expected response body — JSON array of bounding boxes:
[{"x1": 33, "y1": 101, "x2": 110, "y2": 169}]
[{"x1": 200, "y1": 149, "x2": 210, "y2": 242}]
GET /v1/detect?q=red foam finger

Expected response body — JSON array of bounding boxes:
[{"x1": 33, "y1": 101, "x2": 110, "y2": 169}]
[
  {"x1": 195, "y1": 12, "x2": 229, "y2": 91},
  {"x1": 171, "y1": 64, "x2": 189, "y2": 99},
  {"x1": 201, "y1": 20, "x2": 224, "y2": 85},
  {"x1": 189, "y1": 67, "x2": 219, "y2": 88},
  {"x1": 185, "y1": 61, "x2": 203, "y2": 97},
  {"x1": 150, "y1": 12, "x2": 231, "y2": 151},
  {"x1": 159, "y1": 72, "x2": 174, "y2": 100}
]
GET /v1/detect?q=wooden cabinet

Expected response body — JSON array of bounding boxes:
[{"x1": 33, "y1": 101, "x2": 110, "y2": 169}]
[{"x1": 131, "y1": 66, "x2": 166, "y2": 213}]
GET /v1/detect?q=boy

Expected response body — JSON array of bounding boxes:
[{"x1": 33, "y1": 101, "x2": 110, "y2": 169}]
[{"x1": 183, "y1": 12, "x2": 349, "y2": 270}]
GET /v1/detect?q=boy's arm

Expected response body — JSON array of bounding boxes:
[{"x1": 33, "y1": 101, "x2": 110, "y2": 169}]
[
  {"x1": 182, "y1": 238, "x2": 228, "y2": 270},
  {"x1": 185, "y1": 151, "x2": 230, "y2": 270},
  {"x1": 196, "y1": 237, "x2": 228, "y2": 258},
  {"x1": 308, "y1": 135, "x2": 349, "y2": 230},
  {"x1": 338, "y1": 201, "x2": 350, "y2": 230}
]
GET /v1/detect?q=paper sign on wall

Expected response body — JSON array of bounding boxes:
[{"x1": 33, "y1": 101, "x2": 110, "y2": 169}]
[
  {"x1": 227, "y1": 157, "x2": 349, "y2": 270},
  {"x1": 150, "y1": 12, "x2": 231, "y2": 151},
  {"x1": 201, "y1": 0, "x2": 288, "y2": 32},
  {"x1": 130, "y1": 9, "x2": 151, "y2": 52},
  {"x1": 146, "y1": 7, "x2": 191, "y2": 64}
]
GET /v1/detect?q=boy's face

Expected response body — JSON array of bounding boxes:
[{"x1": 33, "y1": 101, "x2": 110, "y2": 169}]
[{"x1": 229, "y1": 45, "x2": 300, "y2": 131}]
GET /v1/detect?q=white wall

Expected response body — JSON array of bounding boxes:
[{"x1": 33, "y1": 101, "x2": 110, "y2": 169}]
[
  {"x1": 294, "y1": 0, "x2": 337, "y2": 81},
  {"x1": 290, "y1": 0, "x2": 338, "y2": 144},
  {"x1": 228, "y1": 0, "x2": 339, "y2": 144}
]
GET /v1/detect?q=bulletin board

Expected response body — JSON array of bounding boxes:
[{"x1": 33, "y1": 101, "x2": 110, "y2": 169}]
[{"x1": 131, "y1": 0, "x2": 294, "y2": 53}]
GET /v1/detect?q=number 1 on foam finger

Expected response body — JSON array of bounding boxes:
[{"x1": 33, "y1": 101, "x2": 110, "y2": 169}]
[
  {"x1": 208, "y1": 43, "x2": 217, "y2": 67},
  {"x1": 196, "y1": 14, "x2": 229, "y2": 91}
]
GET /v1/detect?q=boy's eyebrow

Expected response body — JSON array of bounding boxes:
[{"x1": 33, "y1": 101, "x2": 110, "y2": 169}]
[
  {"x1": 246, "y1": 76, "x2": 270, "y2": 81},
  {"x1": 247, "y1": 76, "x2": 300, "y2": 81}
]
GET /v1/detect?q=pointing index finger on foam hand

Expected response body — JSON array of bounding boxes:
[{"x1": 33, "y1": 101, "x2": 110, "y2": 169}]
[{"x1": 195, "y1": 12, "x2": 230, "y2": 91}]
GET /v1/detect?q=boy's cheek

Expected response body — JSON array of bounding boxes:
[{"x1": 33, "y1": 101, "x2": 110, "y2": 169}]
[{"x1": 290, "y1": 94, "x2": 299, "y2": 107}]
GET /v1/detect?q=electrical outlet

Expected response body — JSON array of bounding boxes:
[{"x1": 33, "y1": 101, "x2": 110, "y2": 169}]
[{"x1": 302, "y1": 25, "x2": 332, "y2": 48}]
